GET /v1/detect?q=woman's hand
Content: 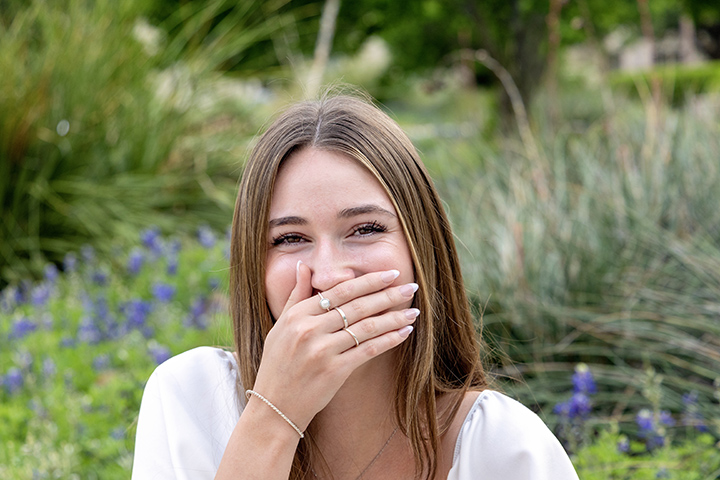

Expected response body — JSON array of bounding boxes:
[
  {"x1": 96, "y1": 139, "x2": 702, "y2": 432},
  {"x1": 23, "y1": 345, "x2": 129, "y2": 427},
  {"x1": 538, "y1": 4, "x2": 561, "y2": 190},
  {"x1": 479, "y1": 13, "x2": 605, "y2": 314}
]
[{"x1": 251, "y1": 261, "x2": 418, "y2": 433}]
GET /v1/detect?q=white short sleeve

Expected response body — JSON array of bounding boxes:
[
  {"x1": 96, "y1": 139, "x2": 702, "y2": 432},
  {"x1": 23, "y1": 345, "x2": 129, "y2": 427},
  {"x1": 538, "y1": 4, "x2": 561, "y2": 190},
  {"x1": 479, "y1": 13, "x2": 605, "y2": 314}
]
[
  {"x1": 448, "y1": 391, "x2": 579, "y2": 480},
  {"x1": 131, "y1": 347, "x2": 241, "y2": 480}
]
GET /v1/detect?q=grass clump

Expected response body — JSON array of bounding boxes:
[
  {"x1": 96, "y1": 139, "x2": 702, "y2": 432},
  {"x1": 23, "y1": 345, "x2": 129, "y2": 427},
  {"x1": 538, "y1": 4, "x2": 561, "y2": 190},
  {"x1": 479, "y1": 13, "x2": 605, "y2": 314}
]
[
  {"x1": 403, "y1": 88, "x2": 720, "y2": 429},
  {"x1": 0, "y1": 0, "x2": 286, "y2": 285}
]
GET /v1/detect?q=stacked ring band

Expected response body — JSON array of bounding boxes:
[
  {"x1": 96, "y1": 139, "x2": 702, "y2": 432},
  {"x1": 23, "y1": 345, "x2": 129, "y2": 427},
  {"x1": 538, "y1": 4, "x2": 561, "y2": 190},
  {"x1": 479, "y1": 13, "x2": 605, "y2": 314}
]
[
  {"x1": 334, "y1": 307, "x2": 348, "y2": 329},
  {"x1": 344, "y1": 327, "x2": 360, "y2": 347}
]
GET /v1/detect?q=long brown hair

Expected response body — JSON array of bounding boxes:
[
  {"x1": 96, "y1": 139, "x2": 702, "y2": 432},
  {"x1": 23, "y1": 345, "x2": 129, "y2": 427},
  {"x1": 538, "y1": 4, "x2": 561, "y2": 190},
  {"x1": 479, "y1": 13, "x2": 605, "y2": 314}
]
[{"x1": 230, "y1": 93, "x2": 487, "y2": 479}]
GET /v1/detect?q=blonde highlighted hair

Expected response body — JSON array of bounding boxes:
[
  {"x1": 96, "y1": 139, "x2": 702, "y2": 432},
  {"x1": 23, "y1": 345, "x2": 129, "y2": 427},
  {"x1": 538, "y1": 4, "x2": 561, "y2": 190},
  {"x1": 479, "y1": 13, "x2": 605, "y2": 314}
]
[{"x1": 230, "y1": 94, "x2": 487, "y2": 479}]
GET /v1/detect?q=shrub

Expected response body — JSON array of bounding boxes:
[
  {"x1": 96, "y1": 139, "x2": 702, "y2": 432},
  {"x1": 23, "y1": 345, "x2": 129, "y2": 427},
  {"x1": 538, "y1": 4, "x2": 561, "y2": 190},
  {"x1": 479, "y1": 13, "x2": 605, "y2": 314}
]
[{"x1": 0, "y1": 0, "x2": 284, "y2": 285}]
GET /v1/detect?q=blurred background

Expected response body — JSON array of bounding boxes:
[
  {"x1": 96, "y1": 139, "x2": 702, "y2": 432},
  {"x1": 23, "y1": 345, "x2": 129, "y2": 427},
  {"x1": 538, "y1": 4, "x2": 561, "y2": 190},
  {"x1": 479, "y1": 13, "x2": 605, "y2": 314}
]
[{"x1": 2, "y1": 0, "x2": 720, "y2": 477}]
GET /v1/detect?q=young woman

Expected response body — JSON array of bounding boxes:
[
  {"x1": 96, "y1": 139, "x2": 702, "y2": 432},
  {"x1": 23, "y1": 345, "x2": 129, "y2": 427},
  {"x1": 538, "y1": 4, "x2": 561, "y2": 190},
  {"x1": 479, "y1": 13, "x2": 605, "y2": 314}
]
[{"x1": 132, "y1": 95, "x2": 578, "y2": 479}]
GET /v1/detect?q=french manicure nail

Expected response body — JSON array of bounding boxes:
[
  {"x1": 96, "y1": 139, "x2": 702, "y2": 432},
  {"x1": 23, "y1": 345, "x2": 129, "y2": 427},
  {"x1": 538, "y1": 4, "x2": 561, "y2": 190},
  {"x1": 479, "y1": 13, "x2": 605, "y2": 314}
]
[
  {"x1": 405, "y1": 308, "x2": 420, "y2": 320},
  {"x1": 381, "y1": 269, "x2": 400, "y2": 283},
  {"x1": 398, "y1": 325, "x2": 414, "y2": 338},
  {"x1": 399, "y1": 283, "x2": 419, "y2": 297}
]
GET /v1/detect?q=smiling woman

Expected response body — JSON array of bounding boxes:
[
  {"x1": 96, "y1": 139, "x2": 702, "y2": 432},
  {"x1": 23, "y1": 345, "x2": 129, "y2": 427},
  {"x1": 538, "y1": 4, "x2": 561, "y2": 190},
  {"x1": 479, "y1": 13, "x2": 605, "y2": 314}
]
[{"x1": 131, "y1": 94, "x2": 579, "y2": 480}]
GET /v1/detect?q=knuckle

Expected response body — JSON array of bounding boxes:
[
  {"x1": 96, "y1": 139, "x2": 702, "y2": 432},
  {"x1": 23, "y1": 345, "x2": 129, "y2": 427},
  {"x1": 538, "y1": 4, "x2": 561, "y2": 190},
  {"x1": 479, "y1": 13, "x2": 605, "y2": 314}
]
[
  {"x1": 349, "y1": 300, "x2": 367, "y2": 317},
  {"x1": 359, "y1": 319, "x2": 375, "y2": 335},
  {"x1": 361, "y1": 341, "x2": 380, "y2": 357},
  {"x1": 333, "y1": 282, "x2": 354, "y2": 301}
]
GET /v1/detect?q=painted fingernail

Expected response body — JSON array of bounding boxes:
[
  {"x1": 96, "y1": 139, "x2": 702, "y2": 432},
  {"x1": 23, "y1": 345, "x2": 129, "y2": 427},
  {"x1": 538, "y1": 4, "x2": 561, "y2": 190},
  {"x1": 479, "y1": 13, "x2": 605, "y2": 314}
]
[
  {"x1": 404, "y1": 308, "x2": 420, "y2": 320},
  {"x1": 296, "y1": 260, "x2": 303, "y2": 273},
  {"x1": 399, "y1": 283, "x2": 419, "y2": 297},
  {"x1": 398, "y1": 325, "x2": 414, "y2": 338},
  {"x1": 381, "y1": 269, "x2": 400, "y2": 283}
]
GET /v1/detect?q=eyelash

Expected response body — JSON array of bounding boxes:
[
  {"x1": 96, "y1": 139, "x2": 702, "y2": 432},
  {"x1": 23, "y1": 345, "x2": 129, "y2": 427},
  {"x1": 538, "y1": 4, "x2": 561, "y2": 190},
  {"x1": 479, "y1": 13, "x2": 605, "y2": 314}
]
[
  {"x1": 271, "y1": 221, "x2": 388, "y2": 246},
  {"x1": 352, "y1": 221, "x2": 387, "y2": 236}
]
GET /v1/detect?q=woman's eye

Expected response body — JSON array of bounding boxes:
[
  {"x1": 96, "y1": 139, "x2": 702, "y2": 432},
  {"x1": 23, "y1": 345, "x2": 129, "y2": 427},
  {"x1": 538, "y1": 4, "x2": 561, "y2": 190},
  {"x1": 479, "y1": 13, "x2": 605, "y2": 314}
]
[
  {"x1": 353, "y1": 221, "x2": 387, "y2": 237},
  {"x1": 272, "y1": 234, "x2": 305, "y2": 246}
]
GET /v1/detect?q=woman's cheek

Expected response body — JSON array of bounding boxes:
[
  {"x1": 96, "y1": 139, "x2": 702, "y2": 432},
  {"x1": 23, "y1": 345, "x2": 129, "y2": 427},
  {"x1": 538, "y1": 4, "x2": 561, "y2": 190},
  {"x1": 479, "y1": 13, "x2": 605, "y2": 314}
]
[{"x1": 265, "y1": 254, "x2": 298, "y2": 320}]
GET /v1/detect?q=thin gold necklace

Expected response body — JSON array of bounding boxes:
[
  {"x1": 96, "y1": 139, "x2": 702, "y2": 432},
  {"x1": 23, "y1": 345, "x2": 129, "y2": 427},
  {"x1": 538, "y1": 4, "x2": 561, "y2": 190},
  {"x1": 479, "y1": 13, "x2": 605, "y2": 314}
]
[{"x1": 311, "y1": 426, "x2": 399, "y2": 480}]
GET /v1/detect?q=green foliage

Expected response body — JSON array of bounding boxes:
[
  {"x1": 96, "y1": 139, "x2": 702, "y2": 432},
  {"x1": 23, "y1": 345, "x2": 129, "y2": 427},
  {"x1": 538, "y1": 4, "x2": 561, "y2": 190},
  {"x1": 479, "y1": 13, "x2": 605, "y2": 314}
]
[
  {"x1": 574, "y1": 430, "x2": 720, "y2": 479},
  {"x1": 0, "y1": 229, "x2": 230, "y2": 478},
  {"x1": 0, "y1": 0, "x2": 285, "y2": 285},
  {"x1": 398, "y1": 87, "x2": 720, "y2": 420},
  {"x1": 609, "y1": 61, "x2": 720, "y2": 103}
]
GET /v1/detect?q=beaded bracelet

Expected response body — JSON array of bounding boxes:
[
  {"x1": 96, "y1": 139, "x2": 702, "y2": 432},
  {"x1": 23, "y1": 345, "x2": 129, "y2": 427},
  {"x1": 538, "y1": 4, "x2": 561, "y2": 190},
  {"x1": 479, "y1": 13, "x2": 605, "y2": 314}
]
[{"x1": 245, "y1": 390, "x2": 305, "y2": 438}]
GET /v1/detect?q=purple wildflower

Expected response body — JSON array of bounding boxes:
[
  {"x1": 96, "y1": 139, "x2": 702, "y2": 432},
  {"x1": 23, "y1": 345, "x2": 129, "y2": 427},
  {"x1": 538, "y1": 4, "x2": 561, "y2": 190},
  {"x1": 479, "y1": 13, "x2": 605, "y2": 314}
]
[
  {"x1": 572, "y1": 363, "x2": 597, "y2": 395},
  {"x1": 636, "y1": 409, "x2": 654, "y2": 432},
  {"x1": 31, "y1": 282, "x2": 52, "y2": 307},
  {"x1": 659, "y1": 410, "x2": 675, "y2": 427},
  {"x1": 168, "y1": 238, "x2": 182, "y2": 254},
  {"x1": 656, "y1": 468, "x2": 670, "y2": 479},
  {"x1": 152, "y1": 283, "x2": 175, "y2": 303},
  {"x1": 111, "y1": 427, "x2": 126, "y2": 440},
  {"x1": 92, "y1": 270, "x2": 108, "y2": 286},
  {"x1": 78, "y1": 317, "x2": 102, "y2": 344},
  {"x1": 185, "y1": 296, "x2": 208, "y2": 329},
  {"x1": 149, "y1": 344, "x2": 171, "y2": 365},
  {"x1": 44, "y1": 264, "x2": 59, "y2": 282},
  {"x1": 10, "y1": 317, "x2": 37, "y2": 340},
  {"x1": 166, "y1": 255, "x2": 178, "y2": 276},
  {"x1": 197, "y1": 226, "x2": 216, "y2": 249},
  {"x1": 636, "y1": 409, "x2": 667, "y2": 451},
  {"x1": 61, "y1": 336, "x2": 76, "y2": 348},
  {"x1": 208, "y1": 277, "x2": 220, "y2": 290},
  {"x1": 127, "y1": 248, "x2": 144, "y2": 275},
  {"x1": 42, "y1": 357, "x2": 57, "y2": 377},
  {"x1": 16, "y1": 350, "x2": 33, "y2": 371},
  {"x1": 3, "y1": 367, "x2": 23, "y2": 394},
  {"x1": 682, "y1": 391, "x2": 709, "y2": 432},
  {"x1": 92, "y1": 354, "x2": 111, "y2": 371},
  {"x1": 122, "y1": 299, "x2": 152, "y2": 330},
  {"x1": 617, "y1": 436, "x2": 630, "y2": 453},
  {"x1": 64, "y1": 252, "x2": 77, "y2": 272},
  {"x1": 141, "y1": 227, "x2": 163, "y2": 255},
  {"x1": 80, "y1": 244, "x2": 95, "y2": 264}
]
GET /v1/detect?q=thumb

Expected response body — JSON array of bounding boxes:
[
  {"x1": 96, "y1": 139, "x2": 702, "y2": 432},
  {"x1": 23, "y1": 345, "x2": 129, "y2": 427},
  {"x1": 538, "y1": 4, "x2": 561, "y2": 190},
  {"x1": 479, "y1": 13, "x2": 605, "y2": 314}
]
[{"x1": 281, "y1": 260, "x2": 313, "y2": 316}]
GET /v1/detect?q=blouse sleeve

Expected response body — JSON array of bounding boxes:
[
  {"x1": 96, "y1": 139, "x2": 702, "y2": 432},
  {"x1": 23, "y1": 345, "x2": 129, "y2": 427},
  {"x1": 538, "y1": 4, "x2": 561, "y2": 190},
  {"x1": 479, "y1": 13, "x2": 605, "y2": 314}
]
[
  {"x1": 131, "y1": 347, "x2": 241, "y2": 480},
  {"x1": 448, "y1": 391, "x2": 579, "y2": 480}
]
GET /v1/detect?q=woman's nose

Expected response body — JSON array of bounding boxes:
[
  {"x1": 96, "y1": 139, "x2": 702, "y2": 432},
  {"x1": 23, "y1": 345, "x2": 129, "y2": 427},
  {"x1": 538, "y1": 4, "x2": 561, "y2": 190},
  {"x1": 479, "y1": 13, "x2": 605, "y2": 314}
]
[{"x1": 308, "y1": 241, "x2": 355, "y2": 292}]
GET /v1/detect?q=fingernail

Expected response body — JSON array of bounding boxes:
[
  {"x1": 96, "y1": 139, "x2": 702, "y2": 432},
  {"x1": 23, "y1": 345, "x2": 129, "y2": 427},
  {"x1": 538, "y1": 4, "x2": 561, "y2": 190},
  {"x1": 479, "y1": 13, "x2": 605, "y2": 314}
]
[
  {"x1": 296, "y1": 260, "x2": 303, "y2": 273},
  {"x1": 399, "y1": 283, "x2": 419, "y2": 297},
  {"x1": 404, "y1": 308, "x2": 420, "y2": 320},
  {"x1": 381, "y1": 269, "x2": 400, "y2": 283},
  {"x1": 398, "y1": 325, "x2": 414, "y2": 338}
]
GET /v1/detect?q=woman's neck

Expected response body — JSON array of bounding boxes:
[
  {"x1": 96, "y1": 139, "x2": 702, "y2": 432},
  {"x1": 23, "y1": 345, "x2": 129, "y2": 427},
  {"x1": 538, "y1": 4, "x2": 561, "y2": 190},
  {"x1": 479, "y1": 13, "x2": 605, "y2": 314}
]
[{"x1": 310, "y1": 351, "x2": 407, "y2": 478}]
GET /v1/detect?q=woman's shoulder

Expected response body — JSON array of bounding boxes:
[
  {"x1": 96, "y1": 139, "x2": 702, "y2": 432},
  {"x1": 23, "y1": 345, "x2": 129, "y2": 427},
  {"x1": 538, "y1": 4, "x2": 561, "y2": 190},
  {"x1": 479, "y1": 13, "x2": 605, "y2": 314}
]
[
  {"x1": 145, "y1": 346, "x2": 239, "y2": 410},
  {"x1": 132, "y1": 347, "x2": 241, "y2": 478},
  {"x1": 448, "y1": 390, "x2": 578, "y2": 479},
  {"x1": 151, "y1": 346, "x2": 237, "y2": 381}
]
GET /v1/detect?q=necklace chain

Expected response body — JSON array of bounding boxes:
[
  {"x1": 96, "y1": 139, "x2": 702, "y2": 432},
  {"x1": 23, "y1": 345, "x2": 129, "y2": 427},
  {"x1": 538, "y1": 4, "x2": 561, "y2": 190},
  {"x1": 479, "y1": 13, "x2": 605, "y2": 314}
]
[{"x1": 311, "y1": 426, "x2": 399, "y2": 480}]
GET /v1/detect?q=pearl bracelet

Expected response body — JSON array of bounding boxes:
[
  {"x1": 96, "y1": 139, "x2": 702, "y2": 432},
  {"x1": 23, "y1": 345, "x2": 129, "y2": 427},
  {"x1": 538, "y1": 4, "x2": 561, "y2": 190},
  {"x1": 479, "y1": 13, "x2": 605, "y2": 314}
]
[{"x1": 245, "y1": 389, "x2": 305, "y2": 439}]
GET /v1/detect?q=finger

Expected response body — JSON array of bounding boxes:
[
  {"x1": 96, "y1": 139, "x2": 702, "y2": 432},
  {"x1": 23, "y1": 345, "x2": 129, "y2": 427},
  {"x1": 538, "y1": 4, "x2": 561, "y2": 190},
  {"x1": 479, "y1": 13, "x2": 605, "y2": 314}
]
[
  {"x1": 342, "y1": 324, "x2": 415, "y2": 362},
  {"x1": 280, "y1": 260, "x2": 313, "y2": 317},
  {"x1": 318, "y1": 269, "x2": 402, "y2": 311},
  {"x1": 338, "y1": 282, "x2": 418, "y2": 328},
  {"x1": 340, "y1": 308, "x2": 419, "y2": 348}
]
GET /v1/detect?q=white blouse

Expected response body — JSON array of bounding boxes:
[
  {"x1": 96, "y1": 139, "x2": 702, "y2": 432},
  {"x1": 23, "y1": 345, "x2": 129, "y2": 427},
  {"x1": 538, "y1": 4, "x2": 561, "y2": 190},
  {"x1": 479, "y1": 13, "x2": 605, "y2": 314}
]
[{"x1": 132, "y1": 347, "x2": 578, "y2": 479}]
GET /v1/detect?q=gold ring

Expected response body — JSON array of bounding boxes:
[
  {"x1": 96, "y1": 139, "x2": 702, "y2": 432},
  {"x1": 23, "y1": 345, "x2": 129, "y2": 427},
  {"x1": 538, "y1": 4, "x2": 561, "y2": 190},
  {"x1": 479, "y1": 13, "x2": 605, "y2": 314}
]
[
  {"x1": 334, "y1": 307, "x2": 348, "y2": 329},
  {"x1": 344, "y1": 327, "x2": 359, "y2": 348}
]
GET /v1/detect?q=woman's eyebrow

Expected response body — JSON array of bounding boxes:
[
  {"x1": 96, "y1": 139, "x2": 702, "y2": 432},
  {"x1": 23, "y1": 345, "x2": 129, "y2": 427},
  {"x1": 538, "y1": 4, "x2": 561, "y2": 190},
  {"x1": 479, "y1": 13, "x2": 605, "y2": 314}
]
[
  {"x1": 268, "y1": 216, "x2": 306, "y2": 228},
  {"x1": 338, "y1": 204, "x2": 396, "y2": 218},
  {"x1": 269, "y1": 205, "x2": 395, "y2": 228}
]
